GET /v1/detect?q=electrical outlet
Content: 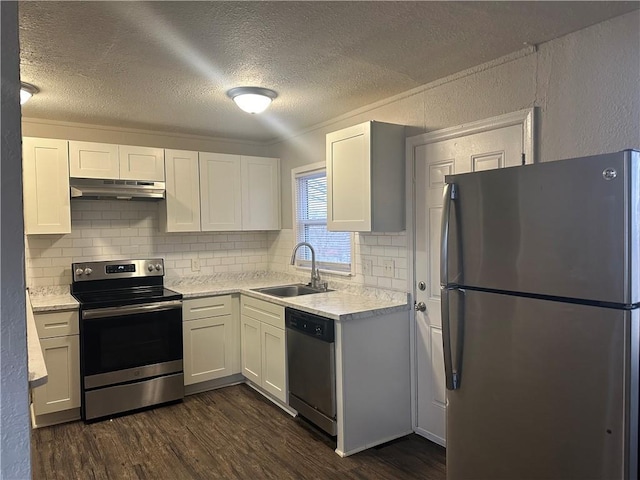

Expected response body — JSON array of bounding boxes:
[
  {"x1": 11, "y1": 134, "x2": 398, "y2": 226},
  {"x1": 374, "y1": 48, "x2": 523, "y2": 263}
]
[
  {"x1": 362, "y1": 259, "x2": 373, "y2": 276},
  {"x1": 191, "y1": 258, "x2": 201, "y2": 272},
  {"x1": 383, "y1": 259, "x2": 395, "y2": 276}
]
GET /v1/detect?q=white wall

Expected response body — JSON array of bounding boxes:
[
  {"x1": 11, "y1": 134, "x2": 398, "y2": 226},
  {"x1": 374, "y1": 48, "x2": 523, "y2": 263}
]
[
  {"x1": 26, "y1": 201, "x2": 269, "y2": 287},
  {"x1": 21, "y1": 118, "x2": 270, "y2": 158},
  {"x1": 1, "y1": 2, "x2": 31, "y2": 478},
  {"x1": 20, "y1": 121, "x2": 276, "y2": 288},
  {"x1": 268, "y1": 11, "x2": 640, "y2": 292},
  {"x1": 20, "y1": 11, "x2": 640, "y2": 293}
]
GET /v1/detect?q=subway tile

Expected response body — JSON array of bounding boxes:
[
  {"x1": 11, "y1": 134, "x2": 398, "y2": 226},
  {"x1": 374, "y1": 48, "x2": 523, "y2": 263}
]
[
  {"x1": 28, "y1": 257, "x2": 52, "y2": 268},
  {"x1": 40, "y1": 248, "x2": 63, "y2": 258},
  {"x1": 377, "y1": 236, "x2": 392, "y2": 246}
]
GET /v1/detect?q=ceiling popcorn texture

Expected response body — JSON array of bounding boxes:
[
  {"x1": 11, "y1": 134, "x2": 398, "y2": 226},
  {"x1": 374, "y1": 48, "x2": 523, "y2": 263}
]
[{"x1": 18, "y1": 1, "x2": 638, "y2": 143}]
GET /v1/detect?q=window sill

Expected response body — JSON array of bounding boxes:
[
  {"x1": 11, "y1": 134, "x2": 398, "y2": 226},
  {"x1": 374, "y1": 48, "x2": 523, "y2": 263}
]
[{"x1": 295, "y1": 265, "x2": 354, "y2": 277}]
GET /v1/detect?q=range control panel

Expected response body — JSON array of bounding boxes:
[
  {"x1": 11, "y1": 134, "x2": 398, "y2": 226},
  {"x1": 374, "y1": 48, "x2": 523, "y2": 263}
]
[{"x1": 72, "y1": 258, "x2": 164, "y2": 282}]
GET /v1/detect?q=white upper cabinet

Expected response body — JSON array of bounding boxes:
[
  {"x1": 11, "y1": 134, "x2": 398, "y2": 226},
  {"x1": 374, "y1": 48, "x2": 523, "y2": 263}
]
[
  {"x1": 69, "y1": 141, "x2": 164, "y2": 181},
  {"x1": 199, "y1": 152, "x2": 243, "y2": 231},
  {"x1": 198, "y1": 153, "x2": 279, "y2": 232},
  {"x1": 161, "y1": 149, "x2": 201, "y2": 232},
  {"x1": 241, "y1": 156, "x2": 280, "y2": 230},
  {"x1": 22, "y1": 137, "x2": 71, "y2": 235},
  {"x1": 326, "y1": 121, "x2": 405, "y2": 232},
  {"x1": 68, "y1": 141, "x2": 119, "y2": 178},
  {"x1": 119, "y1": 145, "x2": 165, "y2": 181}
]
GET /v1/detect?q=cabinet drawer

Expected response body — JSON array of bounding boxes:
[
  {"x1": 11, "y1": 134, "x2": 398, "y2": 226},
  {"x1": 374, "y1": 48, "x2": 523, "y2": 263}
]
[
  {"x1": 183, "y1": 295, "x2": 232, "y2": 321},
  {"x1": 241, "y1": 296, "x2": 284, "y2": 329},
  {"x1": 34, "y1": 310, "x2": 79, "y2": 338}
]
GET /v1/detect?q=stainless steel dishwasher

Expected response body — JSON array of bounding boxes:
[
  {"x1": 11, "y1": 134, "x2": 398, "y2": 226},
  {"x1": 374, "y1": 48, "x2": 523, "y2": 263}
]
[{"x1": 285, "y1": 308, "x2": 336, "y2": 436}]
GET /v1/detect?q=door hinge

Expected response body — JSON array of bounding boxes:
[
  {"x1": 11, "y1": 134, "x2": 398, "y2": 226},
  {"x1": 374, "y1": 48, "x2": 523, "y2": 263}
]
[{"x1": 521, "y1": 153, "x2": 526, "y2": 165}]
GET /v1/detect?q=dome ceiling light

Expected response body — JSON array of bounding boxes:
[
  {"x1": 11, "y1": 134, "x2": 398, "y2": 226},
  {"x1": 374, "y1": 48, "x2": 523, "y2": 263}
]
[
  {"x1": 20, "y1": 82, "x2": 39, "y2": 105},
  {"x1": 227, "y1": 87, "x2": 277, "y2": 114}
]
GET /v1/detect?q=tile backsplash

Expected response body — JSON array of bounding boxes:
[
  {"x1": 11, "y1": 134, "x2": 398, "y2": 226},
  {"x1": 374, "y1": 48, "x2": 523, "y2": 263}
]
[
  {"x1": 25, "y1": 200, "x2": 269, "y2": 287},
  {"x1": 26, "y1": 201, "x2": 409, "y2": 292},
  {"x1": 268, "y1": 229, "x2": 409, "y2": 292}
]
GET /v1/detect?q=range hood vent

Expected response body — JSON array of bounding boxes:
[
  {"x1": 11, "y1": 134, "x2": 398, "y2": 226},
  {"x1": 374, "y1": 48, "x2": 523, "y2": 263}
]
[{"x1": 70, "y1": 178, "x2": 165, "y2": 201}]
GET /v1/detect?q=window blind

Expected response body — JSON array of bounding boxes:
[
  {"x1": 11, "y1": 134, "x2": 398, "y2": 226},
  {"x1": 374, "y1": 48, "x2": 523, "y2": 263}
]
[{"x1": 294, "y1": 169, "x2": 352, "y2": 273}]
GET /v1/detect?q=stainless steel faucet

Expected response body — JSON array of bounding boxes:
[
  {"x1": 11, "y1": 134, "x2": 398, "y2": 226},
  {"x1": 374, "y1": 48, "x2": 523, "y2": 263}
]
[{"x1": 290, "y1": 242, "x2": 322, "y2": 289}]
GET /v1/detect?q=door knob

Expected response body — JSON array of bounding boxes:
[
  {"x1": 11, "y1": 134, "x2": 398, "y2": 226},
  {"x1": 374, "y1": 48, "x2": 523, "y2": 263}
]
[{"x1": 415, "y1": 301, "x2": 426, "y2": 312}]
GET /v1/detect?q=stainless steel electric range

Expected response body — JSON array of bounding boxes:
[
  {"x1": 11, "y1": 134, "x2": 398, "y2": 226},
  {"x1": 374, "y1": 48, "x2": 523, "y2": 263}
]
[{"x1": 71, "y1": 258, "x2": 184, "y2": 421}]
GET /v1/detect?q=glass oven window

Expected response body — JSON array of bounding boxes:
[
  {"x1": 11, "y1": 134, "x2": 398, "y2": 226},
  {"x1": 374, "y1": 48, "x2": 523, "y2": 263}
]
[{"x1": 82, "y1": 307, "x2": 182, "y2": 377}]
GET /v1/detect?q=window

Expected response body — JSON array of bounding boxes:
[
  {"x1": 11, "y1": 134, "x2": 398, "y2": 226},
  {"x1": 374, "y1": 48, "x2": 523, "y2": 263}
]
[{"x1": 293, "y1": 163, "x2": 352, "y2": 274}]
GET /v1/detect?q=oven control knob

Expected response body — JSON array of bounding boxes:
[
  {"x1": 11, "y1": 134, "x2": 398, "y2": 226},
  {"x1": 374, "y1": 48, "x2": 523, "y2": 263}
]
[
  {"x1": 75, "y1": 268, "x2": 84, "y2": 276},
  {"x1": 147, "y1": 264, "x2": 154, "y2": 272},
  {"x1": 315, "y1": 325, "x2": 322, "y2": 335},
  {"x1": 84, "y1": 267, "x2": 92, "y2": 276},
  {"x1": 155, "y1": 264, "x2": 162, "y2": 271}
]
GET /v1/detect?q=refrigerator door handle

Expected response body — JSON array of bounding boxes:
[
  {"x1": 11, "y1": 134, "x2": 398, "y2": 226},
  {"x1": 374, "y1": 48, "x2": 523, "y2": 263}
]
[
  {"x1": 441, "y1": 287, "x2": 460, "y2": 390},
  {"x1": 440, "y1": 182, "x2": 457, "y2": 287}
]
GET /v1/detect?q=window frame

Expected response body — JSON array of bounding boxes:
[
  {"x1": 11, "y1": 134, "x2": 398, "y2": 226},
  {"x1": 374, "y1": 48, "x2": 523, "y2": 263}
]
[{"x1": 291, "y1": 162, "x2": 354, "y2": 276}]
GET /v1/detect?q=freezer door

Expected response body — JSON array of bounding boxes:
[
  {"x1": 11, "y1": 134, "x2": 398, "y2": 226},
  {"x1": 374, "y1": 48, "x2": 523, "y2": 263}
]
[
  {"x1": 443, "y1": 150, "x2": 639, "y2": 305},
  {"x1": 446, "y1": 289, "x2": 637, "y2": 480}
]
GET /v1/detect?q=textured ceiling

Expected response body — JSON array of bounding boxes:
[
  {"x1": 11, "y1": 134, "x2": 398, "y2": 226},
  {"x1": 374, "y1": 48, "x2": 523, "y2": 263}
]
[{"x1": 19, "y1": 1, "x2": 638, "y2": 143}]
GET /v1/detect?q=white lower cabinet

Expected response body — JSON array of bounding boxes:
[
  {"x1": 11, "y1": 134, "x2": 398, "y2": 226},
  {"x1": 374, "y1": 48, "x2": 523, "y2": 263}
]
[
  {"x1": 182, "y1": 295, "x2": 240, "y2": 386},
  {"x1": 31, "y1": 309, "x2": 80, "y2": 423},
  {"x1": 240, "y1": 296, "x2": 286, "y2": 403},
  {"x1": 260, "y1": 322, "x2": 286, "y2": 400}
]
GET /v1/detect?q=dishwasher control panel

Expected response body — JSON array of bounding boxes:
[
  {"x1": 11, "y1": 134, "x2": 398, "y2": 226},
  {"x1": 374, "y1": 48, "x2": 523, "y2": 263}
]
[{"x1": 285, "y1": 308, "x2": 334, "y2": 342}]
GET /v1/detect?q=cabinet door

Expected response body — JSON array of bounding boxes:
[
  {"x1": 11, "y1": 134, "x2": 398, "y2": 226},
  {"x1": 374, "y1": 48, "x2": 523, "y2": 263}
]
[
  {"x1": 199, "y1": 152, "x2": 242, "y2": 231},
  {"x1": 241, "y1": 156, "x2": 281, "y2": 230},
  {"x1": 32, "y1": 335, "x2": 80, "y2": 415},
  {"x1": 119, "y1": 145, "x2": 165, "y2": 181},
  {"x1": 240, "y1": 315, "x2": 262, "y2": 384},
  {"x1": 163, "y1": 149, "x2": 201, "y2": 232},
  {"x1": 327, "y1": 122, "x2": 372, "y2": 231},
  {"x1": 68, "y1": 141, "x2": 119, "y2": 179},
  {"x1": 183, "y1": 315, "x2": 232, "y2": 385},
  {"x1": 22, "y1": 137, "x2": 71, "y2": 235},
  {"x1": 261, "y1": 323, "x2": 286, "y2": 403}
]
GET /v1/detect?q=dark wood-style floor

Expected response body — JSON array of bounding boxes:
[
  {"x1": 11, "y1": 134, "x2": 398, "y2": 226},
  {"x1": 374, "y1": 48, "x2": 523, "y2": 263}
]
[{"x1": 31, "y1": 384, "x2": 445, "y2": 479}]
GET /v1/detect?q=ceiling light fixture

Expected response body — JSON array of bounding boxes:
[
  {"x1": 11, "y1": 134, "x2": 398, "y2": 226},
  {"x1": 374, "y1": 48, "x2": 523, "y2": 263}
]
[
  {"x1": 227, "y1": 87, "x2": 277, "y2": 114},
  {"x1": 20, "y1": 82, "x2": 39, "y2": 105}
]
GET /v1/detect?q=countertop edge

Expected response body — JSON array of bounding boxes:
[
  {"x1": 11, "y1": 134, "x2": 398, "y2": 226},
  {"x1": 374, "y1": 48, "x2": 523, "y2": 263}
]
[
  {"x1": 27, "y1": 283, "x2": 410, "y2": 321},
  {"x1": 26, "y1": 291, "x2": 48, "y2": 389}
]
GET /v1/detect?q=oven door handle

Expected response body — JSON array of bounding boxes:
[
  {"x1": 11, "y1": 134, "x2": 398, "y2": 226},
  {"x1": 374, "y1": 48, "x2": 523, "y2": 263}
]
[{"x1": 82, "y1": 300, "x2": 182, "y2": 320}]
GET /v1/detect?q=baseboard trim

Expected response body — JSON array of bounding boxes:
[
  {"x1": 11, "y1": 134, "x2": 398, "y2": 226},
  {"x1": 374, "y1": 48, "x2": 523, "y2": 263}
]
[
  {"x1": 184, "y1": 373, "x2": 245, "y2": 396},
  {"x1": 31, "y1": 404, "x2": 81, "y2": 428}
]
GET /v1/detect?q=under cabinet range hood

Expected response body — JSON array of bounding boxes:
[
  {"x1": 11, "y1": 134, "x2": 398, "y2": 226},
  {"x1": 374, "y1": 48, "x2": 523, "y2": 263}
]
[{"x1": 70, "y1": 178, "x2": 165, "y2": 200}]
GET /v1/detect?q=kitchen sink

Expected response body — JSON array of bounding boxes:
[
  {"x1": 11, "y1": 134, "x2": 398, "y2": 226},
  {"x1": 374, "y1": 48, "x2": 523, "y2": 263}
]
[{"x1": 252, "y1": 284, "x2": 332, "y2": 298}]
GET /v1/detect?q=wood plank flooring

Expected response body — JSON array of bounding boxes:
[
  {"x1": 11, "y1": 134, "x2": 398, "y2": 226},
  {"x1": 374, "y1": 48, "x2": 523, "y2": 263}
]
[{"x1": 31, "y1": 384, "x2": 446, "y2": 479}]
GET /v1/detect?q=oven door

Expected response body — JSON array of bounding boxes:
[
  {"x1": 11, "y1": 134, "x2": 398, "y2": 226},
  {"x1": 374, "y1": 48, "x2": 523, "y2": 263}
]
[{"x1": 81, "y1": 300, "x2": 183, "y2": 388}]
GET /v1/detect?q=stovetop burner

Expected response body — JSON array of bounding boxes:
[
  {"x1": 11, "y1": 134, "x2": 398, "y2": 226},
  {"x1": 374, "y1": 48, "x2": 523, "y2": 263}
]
[
  {"x1": 71, "y1": 258, "x2": 182, "y2": 309},
  {"x1": 72, "y1": 286, "x2": 182, "y2": 309}
]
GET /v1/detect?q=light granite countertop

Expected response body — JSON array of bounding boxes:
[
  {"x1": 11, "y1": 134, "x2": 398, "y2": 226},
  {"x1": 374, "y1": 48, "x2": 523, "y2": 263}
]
[
  {"x1": 27, "y1": 273, "x2": 411, "y2": 321},
  {"x1": 28, "y1": 286, "x2": 79, "y2": 313},
  {"x1": 26, "y1": 291, "x2": 48, "y2": 389},
  {"x1": 167, "y1": 272, "x2": 410, "y2": 321}
]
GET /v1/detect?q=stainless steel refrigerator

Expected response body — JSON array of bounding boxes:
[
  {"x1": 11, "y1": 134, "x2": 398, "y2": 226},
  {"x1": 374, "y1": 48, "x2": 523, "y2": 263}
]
[{"x1": 440, "y1": 150, "x2": 639, "y2": 479}]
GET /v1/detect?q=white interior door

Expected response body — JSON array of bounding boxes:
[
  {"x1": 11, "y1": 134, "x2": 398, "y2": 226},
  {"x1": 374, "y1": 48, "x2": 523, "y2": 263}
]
[{"x1": 412, "y1": 110, "x2": 533, "y2": 446}]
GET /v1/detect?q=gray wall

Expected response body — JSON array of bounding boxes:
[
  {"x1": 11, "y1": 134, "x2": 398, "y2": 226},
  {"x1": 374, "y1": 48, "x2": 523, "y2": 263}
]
[
  {"x1": 270, "y1": 11, "x2": 640, "y2": 229},
  {"x1": 1, "y1": 2, "x2": 30, "y2": 479}
]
